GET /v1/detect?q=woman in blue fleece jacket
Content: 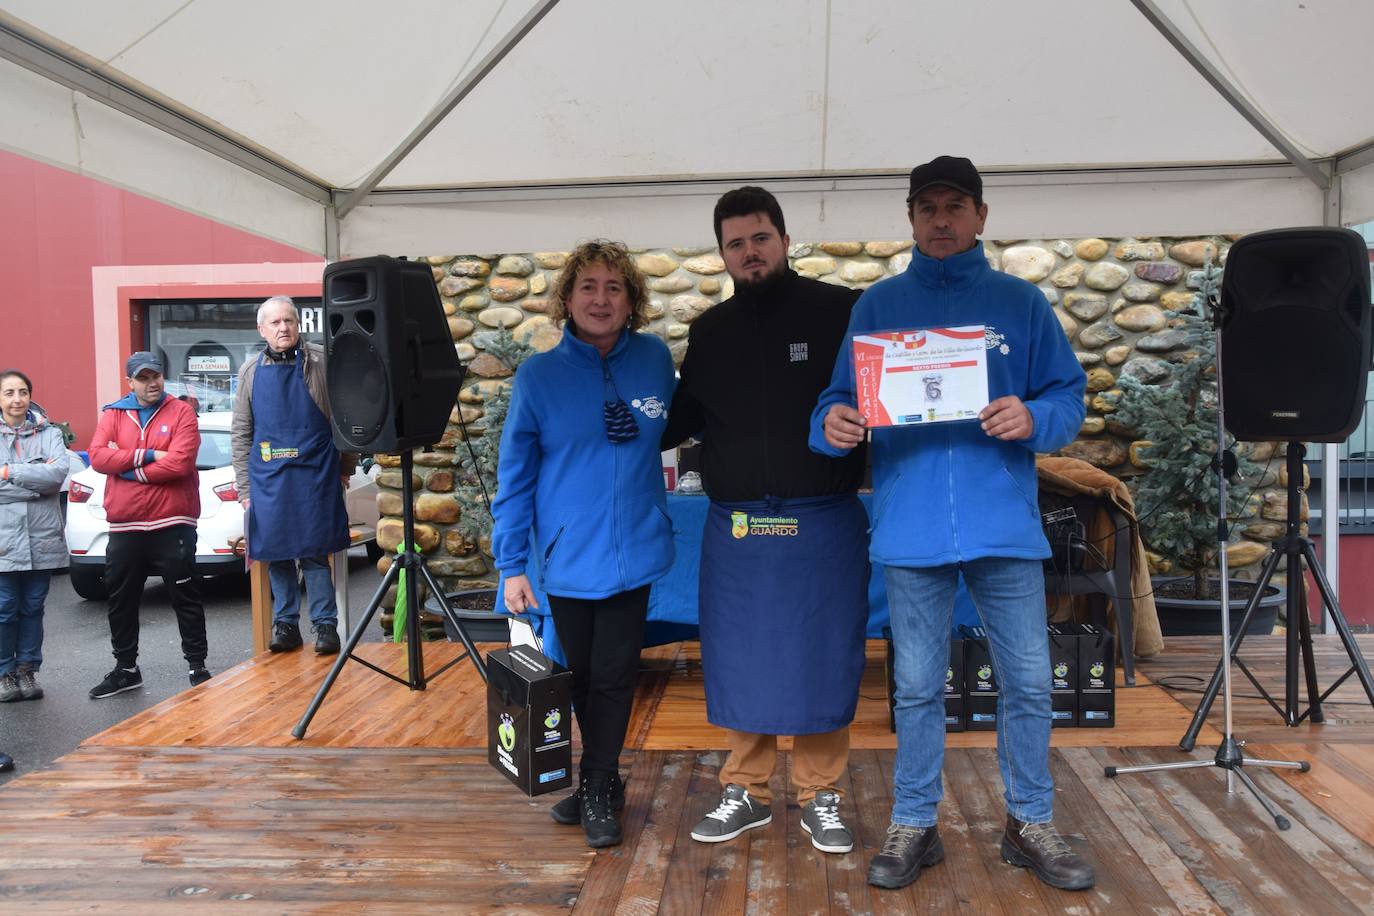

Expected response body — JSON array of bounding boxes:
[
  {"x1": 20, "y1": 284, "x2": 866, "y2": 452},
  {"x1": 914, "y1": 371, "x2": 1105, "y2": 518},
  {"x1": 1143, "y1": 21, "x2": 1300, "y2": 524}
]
[{"x1": 491, "y1": 240, "x2": 674, "y2": 849}]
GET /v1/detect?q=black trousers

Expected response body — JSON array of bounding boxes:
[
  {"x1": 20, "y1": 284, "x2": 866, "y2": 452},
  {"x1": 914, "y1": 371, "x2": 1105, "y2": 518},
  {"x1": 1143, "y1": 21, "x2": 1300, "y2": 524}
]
[
  {"x1": 547, "y1": 584, "x2": 650, "y2": 775},
  {"x1": 104, "y1": 525, "x2": 208, "y2": 669}
]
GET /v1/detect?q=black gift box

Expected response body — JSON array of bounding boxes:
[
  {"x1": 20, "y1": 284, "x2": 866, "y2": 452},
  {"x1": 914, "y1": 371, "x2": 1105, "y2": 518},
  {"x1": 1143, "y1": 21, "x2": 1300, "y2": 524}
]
[
  {"x1": 883, "y1": 629, "x2": 966, "y2": 732},
  {"x1": 1075, "y1": 623, "x2": 1116, "y2": 728},
  {"x1": 1047, "y1": 624, "x2": 1078, "y2": 729},
  {"x1": 945, "y1": 638, "x2": 966, "y2": 732},
  {"x1": 962, "y1": 626, "x2": 997, "y2": 731},
  {"x1": 486, "y1": 646, "x2": 574, "y2": 795}
]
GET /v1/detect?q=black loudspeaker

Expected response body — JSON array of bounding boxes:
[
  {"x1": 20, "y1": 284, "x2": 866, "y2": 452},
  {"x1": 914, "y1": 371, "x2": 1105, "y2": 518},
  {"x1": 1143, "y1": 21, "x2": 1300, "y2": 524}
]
[
  {"x1": 323, "y1": 256, "x2": 465, "y2": 453},
  {"x1": 1220, "y1": 227, "x2": 1372, "y2": 442}
]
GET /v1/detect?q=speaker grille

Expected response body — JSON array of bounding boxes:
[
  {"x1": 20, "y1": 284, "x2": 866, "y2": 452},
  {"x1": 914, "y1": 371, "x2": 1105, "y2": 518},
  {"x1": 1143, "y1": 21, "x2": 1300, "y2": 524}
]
[{"x1": 328, "y1": 331, "x2": 390, "y2": 449}]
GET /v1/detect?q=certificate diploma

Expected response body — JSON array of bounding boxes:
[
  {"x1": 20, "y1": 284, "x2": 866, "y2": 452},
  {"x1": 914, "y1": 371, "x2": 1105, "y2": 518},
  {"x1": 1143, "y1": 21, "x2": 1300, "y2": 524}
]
[{"x1": 852, "y1": 326, "x2": 989, "y2": 427}]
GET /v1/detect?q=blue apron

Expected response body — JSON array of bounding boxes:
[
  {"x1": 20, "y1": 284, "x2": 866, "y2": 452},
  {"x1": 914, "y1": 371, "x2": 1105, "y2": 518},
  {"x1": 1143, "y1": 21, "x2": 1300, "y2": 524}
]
[
  {"x1": 246, "y1": 352, "x2": 349, "y2": 562},
  {"x1": 699, "y1": 494, "x2": 869, "y2": 734}
]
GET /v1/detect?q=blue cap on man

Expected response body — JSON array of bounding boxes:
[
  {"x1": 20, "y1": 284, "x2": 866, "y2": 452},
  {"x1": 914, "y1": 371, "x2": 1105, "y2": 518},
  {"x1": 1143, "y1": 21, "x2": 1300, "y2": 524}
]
[{"x1": 125, "y1": 351, "x2": 164, "y2": 377}]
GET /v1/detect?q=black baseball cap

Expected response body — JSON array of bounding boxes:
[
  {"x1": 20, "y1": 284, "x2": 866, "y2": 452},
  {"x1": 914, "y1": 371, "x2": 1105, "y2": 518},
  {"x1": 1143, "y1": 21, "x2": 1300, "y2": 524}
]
[
  {"x1": 906, "y1": 155, "x2": 982, "y2": 203},
  {"x1": 125, "y1": 351, "x2": 164, "y2": 377}
]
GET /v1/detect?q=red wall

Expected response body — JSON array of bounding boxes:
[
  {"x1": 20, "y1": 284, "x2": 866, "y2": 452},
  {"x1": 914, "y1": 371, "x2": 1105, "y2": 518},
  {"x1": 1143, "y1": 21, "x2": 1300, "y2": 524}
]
[{"x1": 0, "y1": 150, "x2": 319, "y2": 444}]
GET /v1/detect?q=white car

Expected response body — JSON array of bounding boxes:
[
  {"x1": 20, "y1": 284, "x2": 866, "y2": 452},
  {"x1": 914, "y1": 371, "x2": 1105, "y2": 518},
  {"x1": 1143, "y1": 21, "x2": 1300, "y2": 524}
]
[{"x1": 65, "y1": 411, "x2": 378, "y2": 601}]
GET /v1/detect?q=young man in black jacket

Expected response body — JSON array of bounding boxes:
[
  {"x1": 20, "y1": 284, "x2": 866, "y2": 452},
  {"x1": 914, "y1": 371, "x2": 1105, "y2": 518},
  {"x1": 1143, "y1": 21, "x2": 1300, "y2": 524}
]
[{"x1": 663, "y1": 187, "x2": 869, "y2": 854}]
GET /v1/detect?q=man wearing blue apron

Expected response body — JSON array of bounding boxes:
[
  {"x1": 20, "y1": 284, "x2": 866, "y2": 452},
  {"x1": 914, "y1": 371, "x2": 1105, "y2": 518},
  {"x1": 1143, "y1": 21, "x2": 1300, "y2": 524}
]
[
  {"x1": 663, "y1": 187, "x2": 869, "y2": 855},
  {"x1": 231, "y1": 296, "x2": 354, "y2": 655}
]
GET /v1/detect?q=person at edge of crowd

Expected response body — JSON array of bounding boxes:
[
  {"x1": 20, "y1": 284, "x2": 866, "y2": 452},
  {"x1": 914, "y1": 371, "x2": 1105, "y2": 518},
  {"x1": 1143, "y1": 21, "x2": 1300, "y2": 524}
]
[
  {"x1": 813, "y1": 155, "x2": 1093, "y2": 891},
  {"x1": 493, "y1": 240, "x2": 676, "y2": 849},
  {"x1": 661, "y1": 186, "x2": 870, "y2": 856},
  {"x1": 232, "y1": 296, "x2": 355, "y2": 656},
  {"x1": 0, "y1": 369, "x2": 68, "y2": 703},
  {"x1": 87, "y1": 352, "x2": 211, "y2": 697}
]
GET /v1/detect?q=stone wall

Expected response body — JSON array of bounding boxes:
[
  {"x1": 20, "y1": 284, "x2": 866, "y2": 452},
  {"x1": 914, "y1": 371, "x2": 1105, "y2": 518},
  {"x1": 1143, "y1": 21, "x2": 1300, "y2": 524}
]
[{"x1": 371, "y1": 235, "x2": 1298, "y2": 612}]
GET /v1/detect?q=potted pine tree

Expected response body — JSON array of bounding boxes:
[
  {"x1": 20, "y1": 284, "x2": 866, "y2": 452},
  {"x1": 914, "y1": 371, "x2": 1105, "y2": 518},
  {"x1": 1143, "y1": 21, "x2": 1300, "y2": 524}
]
[{"x1": 1112, "y1": 255, "x2": 1283, "y2": 636}]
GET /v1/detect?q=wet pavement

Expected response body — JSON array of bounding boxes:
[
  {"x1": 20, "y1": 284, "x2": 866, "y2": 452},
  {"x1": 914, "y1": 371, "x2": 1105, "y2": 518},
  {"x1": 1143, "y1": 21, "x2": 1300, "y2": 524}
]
[{"x1": 0, "y1": 548, "x2": 387, "y2": 784}]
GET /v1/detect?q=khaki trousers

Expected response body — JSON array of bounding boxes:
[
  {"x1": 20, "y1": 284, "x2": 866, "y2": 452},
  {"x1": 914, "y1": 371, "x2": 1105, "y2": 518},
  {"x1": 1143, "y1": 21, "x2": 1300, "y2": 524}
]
[{"x1": 718, "y1": 725, "x2": 850, "y2": 805}]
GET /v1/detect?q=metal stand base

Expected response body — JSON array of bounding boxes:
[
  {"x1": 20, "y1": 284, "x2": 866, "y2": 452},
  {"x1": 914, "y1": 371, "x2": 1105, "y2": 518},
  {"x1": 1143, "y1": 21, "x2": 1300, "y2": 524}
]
[
  {"x1": 1106, "y1": 737, "x2": 1310, "y2": 830},
  {"x1": 1179, "y1": 445, "x2": 1374, "y2": 751},
  {"x1": 1104, "y1": 275, "x2": 1308, "y2": 832},
  {"x1": 292, "y1": 451, "x2": 489, "y2": 740}
]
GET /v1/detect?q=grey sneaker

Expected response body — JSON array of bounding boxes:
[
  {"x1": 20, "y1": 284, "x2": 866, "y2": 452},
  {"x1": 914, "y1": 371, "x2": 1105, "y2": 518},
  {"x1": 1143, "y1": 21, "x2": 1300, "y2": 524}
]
[
  {"x1": 801, "y1": 790, "x2": 853, "y2": 853},
  {"x1": 690, "y1": 783, "x2": 772, "y2": 843},
  {"x1": 16, "y1": 668, "x2": 42, "y2": 700},
  {"x1": 0, "y1": 674, "x2": 20, "y2": 703}
]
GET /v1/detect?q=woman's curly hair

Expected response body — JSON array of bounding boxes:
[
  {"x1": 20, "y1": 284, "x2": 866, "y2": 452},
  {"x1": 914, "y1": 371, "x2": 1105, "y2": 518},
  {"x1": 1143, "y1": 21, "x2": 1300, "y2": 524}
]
[{"x1": 550, "y1": 239, "x2": 652, "y2": 333}]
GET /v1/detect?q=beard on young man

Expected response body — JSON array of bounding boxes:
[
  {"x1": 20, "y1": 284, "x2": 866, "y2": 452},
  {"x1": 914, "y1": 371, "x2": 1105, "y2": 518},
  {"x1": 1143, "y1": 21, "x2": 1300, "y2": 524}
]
[{"x1": 733, "y1": 258, "x2": 790, "y2": 296}]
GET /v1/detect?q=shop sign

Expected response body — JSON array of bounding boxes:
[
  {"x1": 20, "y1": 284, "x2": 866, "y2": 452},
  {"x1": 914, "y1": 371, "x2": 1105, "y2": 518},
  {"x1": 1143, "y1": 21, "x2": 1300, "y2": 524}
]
[
  {"x1": 300, "y1": 307, "x2": 325, "y2": 334},
  {"x1": 188, "y1": 355, "x2": 231, "y2": 373}
]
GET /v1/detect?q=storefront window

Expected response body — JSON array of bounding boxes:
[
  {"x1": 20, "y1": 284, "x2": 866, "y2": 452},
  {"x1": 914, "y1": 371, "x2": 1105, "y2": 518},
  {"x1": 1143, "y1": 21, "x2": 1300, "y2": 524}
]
[{"x1": 144, "y1": 298, "x2": 323, "y2": 413}]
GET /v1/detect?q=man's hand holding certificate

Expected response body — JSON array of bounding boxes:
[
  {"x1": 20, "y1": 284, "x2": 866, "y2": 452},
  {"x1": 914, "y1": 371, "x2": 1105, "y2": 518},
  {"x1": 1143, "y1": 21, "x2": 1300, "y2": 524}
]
[{"x1": 822, "y1": 325, "x2": 1037, "y2": 448}]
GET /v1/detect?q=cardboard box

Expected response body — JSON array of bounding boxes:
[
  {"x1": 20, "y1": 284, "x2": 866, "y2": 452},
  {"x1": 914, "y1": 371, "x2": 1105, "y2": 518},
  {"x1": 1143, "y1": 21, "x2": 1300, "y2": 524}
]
[
  {"x1": 486, "y1": 646, "x2": 574, "y2": 795},
  {"x1": 1075, "y1": 623, "x2": 1116, "y2": 728},
  {"x1": 1047, "y1": 624, "x2": 1078, "y2": 729}
]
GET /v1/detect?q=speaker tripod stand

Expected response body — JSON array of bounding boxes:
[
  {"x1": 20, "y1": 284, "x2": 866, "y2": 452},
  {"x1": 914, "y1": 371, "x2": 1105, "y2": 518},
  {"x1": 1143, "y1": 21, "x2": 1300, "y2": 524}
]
[
  {"x1": 1178, "y1": 442, "x2": 1374, "y2": 749},
  {"x1": 293, "y1": 450, "x2": 489, "y2": 739},
  {"x1": 1104, "y1": 278, "x2": 1308, "y2": 831}
]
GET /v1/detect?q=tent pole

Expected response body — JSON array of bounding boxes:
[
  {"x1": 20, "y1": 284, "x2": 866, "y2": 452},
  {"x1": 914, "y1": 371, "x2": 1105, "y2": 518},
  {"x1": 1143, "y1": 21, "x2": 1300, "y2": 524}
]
[
  {"x1": 1320, "y1": 174, "x2": 1344, "y2": 633},
  {"x1": 325, "y1": 202, "x2": 340, "y2": 262},
  {"x1": 334, "y1": 0, "x2": 563, "y2": 219},
  {"x1": 1129, "y1": 0, "x2": 1328, "y2": 192},
  {"x1": 0, "y1": 23, "x2": 330, "y2": 205}
]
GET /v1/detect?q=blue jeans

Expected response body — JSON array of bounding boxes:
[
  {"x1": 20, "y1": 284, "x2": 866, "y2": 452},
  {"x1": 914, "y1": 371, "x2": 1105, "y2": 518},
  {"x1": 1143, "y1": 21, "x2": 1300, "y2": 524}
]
[
  {"x1": 885, "y1": 558, "x2": 1053, "y2": 826},
  {"x1": 267, "y1": 556, "x2": 337, "y2": 627},
  {"x1": 0, "y1": 569, "x2": 52, "y2": 675}
]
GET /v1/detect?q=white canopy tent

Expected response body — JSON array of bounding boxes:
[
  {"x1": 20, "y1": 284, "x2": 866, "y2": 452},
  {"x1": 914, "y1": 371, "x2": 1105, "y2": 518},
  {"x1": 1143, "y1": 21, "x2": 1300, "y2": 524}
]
[
  {"x1": 2, "y1": 0, "x2": 1372, "y2": 595},
  {"x1": 3, "y1": 0, "x2": 1372, "y2": 256}
]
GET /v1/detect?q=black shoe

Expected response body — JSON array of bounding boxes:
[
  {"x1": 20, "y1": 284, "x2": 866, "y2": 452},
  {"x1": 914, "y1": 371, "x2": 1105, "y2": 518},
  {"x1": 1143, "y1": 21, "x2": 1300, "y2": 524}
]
[
  {"x1": 189, "y1": 667, "x2": 212, "y2": 687},
  {"x1": 580, "y1": 770, "x2": 623, "y2": 848},
  {"x1": 867, "y1": 823, "x2": 944, "y2": 889},
  {"x1": 1001, "y1": 815, "x2": 1095, "y2": 890},
  {"x1": 0, "y1": 752, "x2": 13, "y2": 773},
  {"x1": 269, "y1": 620, "x2": 303, "y2": 653},
  {"x1": 313, "y1": 623, "x2": 340, "y2": 655},
  {"x1": 89, "y1": 666, "x2": 143, "y2": 699},
  {"x1": 551, "y1": 771, "x2": 625, "y2": 825}
]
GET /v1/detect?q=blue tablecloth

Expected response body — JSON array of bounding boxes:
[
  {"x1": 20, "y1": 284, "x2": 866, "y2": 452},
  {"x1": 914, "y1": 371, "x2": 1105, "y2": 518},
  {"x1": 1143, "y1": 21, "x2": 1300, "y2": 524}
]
[{"x1": 510, "y1": 493, "x2": 979, "y2": 665}]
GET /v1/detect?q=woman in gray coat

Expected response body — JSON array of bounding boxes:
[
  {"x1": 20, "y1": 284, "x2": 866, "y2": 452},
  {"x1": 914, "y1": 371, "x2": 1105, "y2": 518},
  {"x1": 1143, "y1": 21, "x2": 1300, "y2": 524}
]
[{"x1": 0, "y1": 369, "x2": 68, "y2": 702}]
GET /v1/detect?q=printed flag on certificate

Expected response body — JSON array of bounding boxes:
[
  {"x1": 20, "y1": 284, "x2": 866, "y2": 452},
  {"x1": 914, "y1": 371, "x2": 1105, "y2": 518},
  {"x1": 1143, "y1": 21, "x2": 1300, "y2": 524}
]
[{"x1": 852, "y1": 325, "x2": 988, "y2": 427}]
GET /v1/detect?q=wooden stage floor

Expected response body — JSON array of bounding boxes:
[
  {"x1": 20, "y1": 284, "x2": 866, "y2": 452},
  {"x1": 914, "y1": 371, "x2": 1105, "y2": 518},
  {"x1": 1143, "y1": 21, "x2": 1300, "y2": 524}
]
[{"x1": 4, "y1": 635, "x2": 1374, "y2": 913}]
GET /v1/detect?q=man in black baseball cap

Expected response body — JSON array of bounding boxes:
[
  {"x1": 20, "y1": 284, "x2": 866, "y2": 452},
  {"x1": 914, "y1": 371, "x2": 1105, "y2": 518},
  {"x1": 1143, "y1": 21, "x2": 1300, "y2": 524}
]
[
  {"x1": 812, "y1": 155, "x2": 1093, "y2": 892},
  {"x1": 905, "y1": 155, "x2": 983, "y2": 205}
]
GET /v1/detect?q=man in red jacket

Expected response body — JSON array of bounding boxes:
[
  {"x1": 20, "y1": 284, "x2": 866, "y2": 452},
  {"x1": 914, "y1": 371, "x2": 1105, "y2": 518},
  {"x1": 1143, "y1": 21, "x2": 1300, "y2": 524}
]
[{"x1": 86, "y1": 352, "x2": 210, "y2": 698}]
